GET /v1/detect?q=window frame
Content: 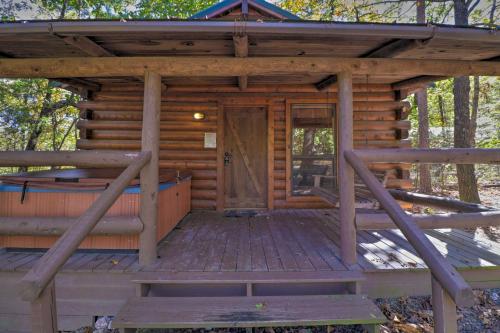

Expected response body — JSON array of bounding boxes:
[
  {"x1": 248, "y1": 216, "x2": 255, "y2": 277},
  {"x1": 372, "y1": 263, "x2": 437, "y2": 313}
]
[{"x1": 285, "y1": 99, "x2": 338, "y2": 202}]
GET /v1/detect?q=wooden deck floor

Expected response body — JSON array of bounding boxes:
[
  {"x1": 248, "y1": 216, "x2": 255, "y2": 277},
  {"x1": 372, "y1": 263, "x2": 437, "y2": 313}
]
[{"x1": 0, "y1": 209, "x2": 499, "y2": 274}]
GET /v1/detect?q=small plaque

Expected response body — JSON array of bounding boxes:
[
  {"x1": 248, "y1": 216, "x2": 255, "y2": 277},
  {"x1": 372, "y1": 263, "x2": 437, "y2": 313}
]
[{"x1": 204, "y1": 132, "x2": 216, "y2": 149}]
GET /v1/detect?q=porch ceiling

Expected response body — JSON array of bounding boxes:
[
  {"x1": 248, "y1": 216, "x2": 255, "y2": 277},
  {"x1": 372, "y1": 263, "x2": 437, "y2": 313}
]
[{"x1": 0, "y1": 20, "x2": 498, "y2": 87}]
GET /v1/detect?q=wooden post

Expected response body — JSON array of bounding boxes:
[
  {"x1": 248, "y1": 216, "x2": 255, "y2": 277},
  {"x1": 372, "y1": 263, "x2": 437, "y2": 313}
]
[
  {"x1": 31, "y1": 278, "x2": 57, "y2": 333},
  {"x1": 432, "y1": 274, "x2": 458, "y2": 333},
  {"x1": 337, "y1": 71, "x2": 357, "y2": 266},
  {"x1": 139, "y1": 71, "x2": 161, "y2": 266}
]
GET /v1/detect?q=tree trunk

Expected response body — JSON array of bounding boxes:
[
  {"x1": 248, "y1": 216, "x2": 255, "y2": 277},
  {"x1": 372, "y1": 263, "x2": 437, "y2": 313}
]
[
  {"x1": 453, "y1": 0, "x2": 480, "y2": 203},
  {"x1": 300, "y1": 129, "x2": 316, "y2": 171},
  {"x1": 415, "y1": 0, "x2": 432, "y2": 193},
  {"x1": 470, "y1": 76, "x2": 479, "y2": 147},
  {"x1": 416, "y1": 91, "x2": 432, "y2": 192},
  {"x1": 416, "y1": 0, "x2": 425, "y2": 23}
]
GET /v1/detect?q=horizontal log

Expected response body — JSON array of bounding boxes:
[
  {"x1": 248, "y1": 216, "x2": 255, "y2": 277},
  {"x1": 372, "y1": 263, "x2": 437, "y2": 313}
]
[
  {"x1": 1, "y1": 57, "x2": 498, "y2": 78},
  {"x1": 99, "y1": 83, "x2": 394, "y2": 93},
  {"x1": 159, "y1": 160, "x2": 216, "y2": 170},
  {"x1": 191, "y1": 189, "x2": 217, "y2": 200},
  {"x1": 192, "y1": 179, "x2": 217, "y2": 190},
  {"x1": 92, "y1": 111, "x2": 217, "y2": 122},
  {"x1": 77, "y1": 139, "x2": 205, "y2": 151},
  {"x1": 0, "y1": 150, "x2": 141, "y2": 167},
  {"x1": 191, "y1": 199, "x2": 216, "y2": 209},
  {"x1": 92, "y1": 91, "x2": 395, "y2": 102},
  {"x1": 78, "y1": 101, "x2": 217, "y2": 111},
  {"x1": 0, "y1": 216, "x2": 143, "y2": 236},
  {"x1": 90, "y1": 130, "x2": 207, "y2": 141},
  {"x1": 389, "y1": 189, "x2": 496, "y2": 212},
  {"x1": 356, "y1": 211, "x2": 500, "y2": 230},
  {"x1": 77, "y1": 120, "x2": 217, "y2": 131},
  {"x1": 190, "y1": 170, "x2": 217, "y2": 180},
  {"x1": 355, "y1": 148, "x2": 500, "y2": 164}
]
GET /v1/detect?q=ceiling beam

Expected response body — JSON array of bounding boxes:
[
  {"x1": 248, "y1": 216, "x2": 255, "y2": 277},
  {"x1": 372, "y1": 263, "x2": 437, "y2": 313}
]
[
  {"x1": 233, "y1": 35, "x2": 249, "y2": 90},
  {"x1": 315, "y1": 74, "x2": 337, "y2": 91},
  {"x1": 61, "y1": 35, "x2": 114, "y2": 57},
  {"x1": 0, "y1": 57, "x2": 498, "y2": 78},
  {"x1": 363, "y1": 38, "x2": 428, "y2": 58},
  {"x1": 53, "y1": 78, "x2": 101, "y2": 91},
  {"x1": 392, "y1": 75, "x2": 448, "y2": 93}
]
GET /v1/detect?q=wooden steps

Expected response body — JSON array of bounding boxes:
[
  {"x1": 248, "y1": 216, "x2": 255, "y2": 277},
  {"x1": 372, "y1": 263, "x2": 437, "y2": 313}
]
[
  {"x1": 112, "y1": 295, "x2": 386, "y2": 330},
  {"x1": 132, "y1": 271, "x2": 365, "y2": 297}
]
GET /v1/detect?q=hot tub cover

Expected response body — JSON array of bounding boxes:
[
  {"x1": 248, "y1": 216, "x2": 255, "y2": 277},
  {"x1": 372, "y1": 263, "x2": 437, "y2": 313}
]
[{"x1": 0, "y1": 168, "x2": 192, "y2": 190}]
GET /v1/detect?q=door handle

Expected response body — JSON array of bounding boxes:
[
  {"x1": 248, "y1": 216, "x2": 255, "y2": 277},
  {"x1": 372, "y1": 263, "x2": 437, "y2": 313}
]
[{"x1": 224, "y1": 152, "x2": 232, "y2": 166}]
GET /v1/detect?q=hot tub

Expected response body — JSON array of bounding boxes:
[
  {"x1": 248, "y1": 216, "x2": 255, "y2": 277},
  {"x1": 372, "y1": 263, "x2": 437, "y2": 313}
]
[{"x1": 0, "y1": 168, "x2": 191, "y2": 250}]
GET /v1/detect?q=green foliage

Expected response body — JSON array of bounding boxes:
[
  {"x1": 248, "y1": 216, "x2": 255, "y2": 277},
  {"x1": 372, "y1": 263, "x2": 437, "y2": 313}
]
[
  {"x1": 133, "y1": 0, "x2": 218, "y2": 19},
  {"x1": 38, "y1": 0, "x2": 135, "y2": 19},
  {"x1": 0, "y1": 79, "x2": 80, "y2": 152}
]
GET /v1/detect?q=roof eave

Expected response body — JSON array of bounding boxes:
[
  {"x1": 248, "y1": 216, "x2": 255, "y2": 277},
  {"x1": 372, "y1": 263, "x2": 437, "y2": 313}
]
[{"x1": 0, "y1": 21, "x2": 497, "y2": 44}]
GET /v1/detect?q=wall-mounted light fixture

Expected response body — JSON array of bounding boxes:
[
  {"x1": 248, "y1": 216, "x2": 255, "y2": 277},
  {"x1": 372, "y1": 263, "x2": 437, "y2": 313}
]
[{"x1": 193, "y1": 112, "x2": 206, "y2": 120}]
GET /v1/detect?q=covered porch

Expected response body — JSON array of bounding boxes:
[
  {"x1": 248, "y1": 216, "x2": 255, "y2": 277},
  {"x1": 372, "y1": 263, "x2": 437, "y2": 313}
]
[{"x1": 1, "y1": 208, "x2": 498, "y2": 278}]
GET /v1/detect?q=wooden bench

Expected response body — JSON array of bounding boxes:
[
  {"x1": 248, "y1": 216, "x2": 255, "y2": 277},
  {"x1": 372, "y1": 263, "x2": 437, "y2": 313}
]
[{"x1": 112, "y1": 294, "x2": 386, "y2": 331}]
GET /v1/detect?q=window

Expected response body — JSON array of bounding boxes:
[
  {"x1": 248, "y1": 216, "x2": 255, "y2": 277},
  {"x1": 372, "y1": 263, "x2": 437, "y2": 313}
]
[{"x1": 290, "y1": 103, "x2": 336, "y2": 196}]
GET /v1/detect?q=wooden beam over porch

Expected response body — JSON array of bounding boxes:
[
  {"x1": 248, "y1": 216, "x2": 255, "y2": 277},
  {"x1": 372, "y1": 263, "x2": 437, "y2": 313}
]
[{"x1": 0, "y1": 57, "x2": 498, "y2": 78}]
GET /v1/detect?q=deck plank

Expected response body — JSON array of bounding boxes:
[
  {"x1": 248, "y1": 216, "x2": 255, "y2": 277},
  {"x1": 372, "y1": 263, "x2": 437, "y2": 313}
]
[
  {"x1": 255, "y1": 215, "x2": 283, "y2": 271},
  {"x1": 266, "y1": 213, "x2": 304, "y2": 271},
  {"x1": 298, "y1": 210, "x2": 347, "y2": 271},
  {"x1": 269, "y1": 211, "x2": 316, "y2": 272},
  {"x1": 220, "y1": 218, "x2": 240, "y2": 272},
  {"x1": 249, "y1": 216, "x2": 268, "y2": 272},
  {"x1": 112, "y1": 295, "x2": 386, "y2": 329},
  {"x1": 236, "y1": 218, "x2": 252, "y2": 272}
]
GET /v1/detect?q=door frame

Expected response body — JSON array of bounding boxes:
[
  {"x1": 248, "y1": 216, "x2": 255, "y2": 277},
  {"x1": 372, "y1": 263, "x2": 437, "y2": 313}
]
[{"x1": 216, "y1": 100, "x2": 274, "y2": 211}]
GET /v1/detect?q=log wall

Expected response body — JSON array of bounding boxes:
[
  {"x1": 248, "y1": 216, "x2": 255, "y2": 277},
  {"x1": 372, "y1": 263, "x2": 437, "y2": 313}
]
[{"x1": 77, "y1": 84, "x2": 411, "y2": 210}]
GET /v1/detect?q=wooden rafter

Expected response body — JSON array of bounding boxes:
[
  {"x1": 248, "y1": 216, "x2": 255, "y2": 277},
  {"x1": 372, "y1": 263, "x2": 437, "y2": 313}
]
[
  {"x1": 363, "y1": 38, "x2": 429, "y2": 58},
  {"x1": 0, "y1": 57, "x2": 498, "y2": 78},
  {"x1": 61, "y1": 35, "x2": 114, "y2": 57},
  {"x1": 53, "y1": 77, "x2": 101, "y2": 92},
  {"x1": 392, "y1": 75, "x2": 449, "y2": 93},
  {"x1": 233, "y1": 35, "x2": 249, "y2": 90},
  {"x1": 314, "y1": 74, "x2": 337, "y2": 91}
]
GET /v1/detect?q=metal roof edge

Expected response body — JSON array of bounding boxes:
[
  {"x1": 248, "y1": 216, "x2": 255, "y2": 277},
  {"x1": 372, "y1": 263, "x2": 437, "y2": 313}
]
[{"x1": 0, "y1": 20, "x2": 497, "y2": 44}]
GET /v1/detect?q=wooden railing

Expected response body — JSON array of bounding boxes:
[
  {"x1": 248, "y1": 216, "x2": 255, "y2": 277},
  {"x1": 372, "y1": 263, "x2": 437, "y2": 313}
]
[
  {"x1": 344, "y1": 148, "x2": 500, "y2": 332},
  {"x1": 0, "y1": 150, "x2": 151, "y2": 333}
]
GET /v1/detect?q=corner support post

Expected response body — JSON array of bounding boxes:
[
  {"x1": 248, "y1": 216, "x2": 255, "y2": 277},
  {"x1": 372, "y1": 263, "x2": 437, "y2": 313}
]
[
  {"x1": 338, "y1": 70, "x2": 357, "y2": 266},
  {"x1": 139, "y1": 71, "x2": 161, "y2": 266},
  {"x1": 31, "y1": 278, "x2": 57, "y2": 333},
  {"x1": 432, "y1": 274, "x2": 458, "y2": 333}
]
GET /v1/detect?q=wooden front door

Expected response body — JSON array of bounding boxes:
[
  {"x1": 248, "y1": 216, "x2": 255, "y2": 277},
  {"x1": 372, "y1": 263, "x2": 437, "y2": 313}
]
[{"x1": 224, "y1": 106, "x2": 267, "y2": 209}]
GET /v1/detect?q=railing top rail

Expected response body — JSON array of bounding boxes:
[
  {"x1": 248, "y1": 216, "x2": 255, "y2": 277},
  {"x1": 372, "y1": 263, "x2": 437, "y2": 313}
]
[
  {"x1": 0, "y1": 150, "x2": 143, "y2": 168},
  {"x1": 354, "y1": 148, "x2": 500, "y2": 164},
  {"x1": 345, "y1": 150, "x2": 474, "y2": 307},
  {"x1": 19, "y1": 151, "x2": 151, "y2": 301}
]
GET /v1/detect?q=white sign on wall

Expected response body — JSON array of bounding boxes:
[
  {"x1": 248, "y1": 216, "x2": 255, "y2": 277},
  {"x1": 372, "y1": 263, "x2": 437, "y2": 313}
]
[{"x1": 204, "y1": 132, "x2": 217, "y2": 149}]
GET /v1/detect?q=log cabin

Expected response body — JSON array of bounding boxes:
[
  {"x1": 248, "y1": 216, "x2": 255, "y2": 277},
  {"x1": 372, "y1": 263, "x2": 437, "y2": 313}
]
[{"x1": 0, "y1": 1, "x2": 499, "y2": 332}]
